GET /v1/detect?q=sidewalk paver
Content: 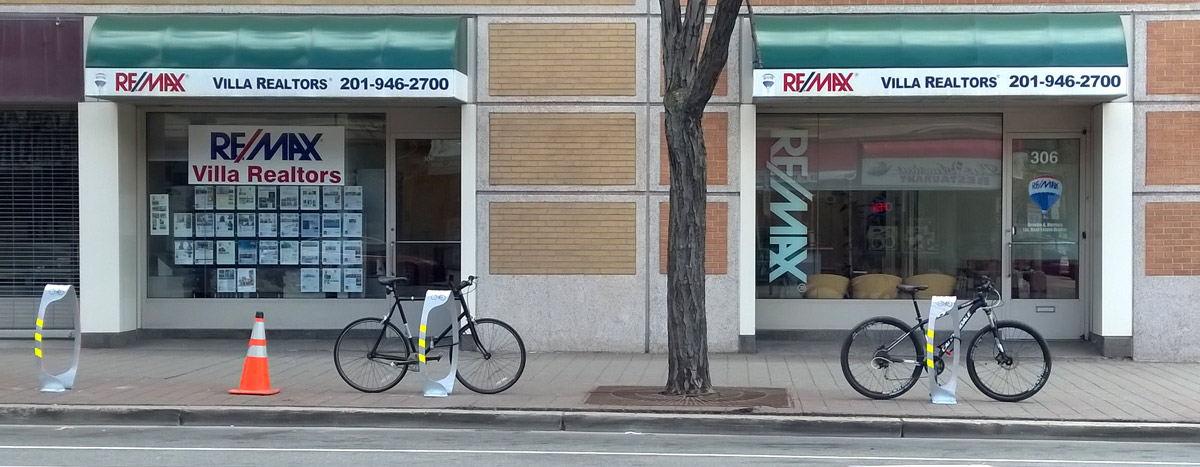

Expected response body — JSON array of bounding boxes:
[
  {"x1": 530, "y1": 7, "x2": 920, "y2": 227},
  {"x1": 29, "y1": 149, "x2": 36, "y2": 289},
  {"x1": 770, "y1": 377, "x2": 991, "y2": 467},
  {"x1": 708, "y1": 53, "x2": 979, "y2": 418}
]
[{"x1": 2, "y1": 338, "x2": 1198, "y2": 425}]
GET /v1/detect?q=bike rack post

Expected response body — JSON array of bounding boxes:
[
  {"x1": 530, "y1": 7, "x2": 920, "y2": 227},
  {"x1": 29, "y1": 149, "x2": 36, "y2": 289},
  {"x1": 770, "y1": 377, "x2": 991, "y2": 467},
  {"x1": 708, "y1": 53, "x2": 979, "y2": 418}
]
[
  {"x1": 416, "y1": 289, "x2": 460, "y2": 397},
  {"x1": 35, "y1": 284, "x2": 81, "y2": 392},
  {"x1": 927, "y1": 295, "x2": 960, "y2": 405}
]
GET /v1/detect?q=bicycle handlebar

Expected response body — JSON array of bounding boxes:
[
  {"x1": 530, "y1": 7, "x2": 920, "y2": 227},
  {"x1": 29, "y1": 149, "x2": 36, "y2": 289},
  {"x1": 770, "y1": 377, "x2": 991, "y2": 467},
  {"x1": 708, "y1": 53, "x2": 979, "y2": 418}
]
[
  {"x1": 973, "y1": 274, "x2": 1004, "y2": 306},
  {"x1": 447, "y1": 274, "x2": 477, "y2": 292}
]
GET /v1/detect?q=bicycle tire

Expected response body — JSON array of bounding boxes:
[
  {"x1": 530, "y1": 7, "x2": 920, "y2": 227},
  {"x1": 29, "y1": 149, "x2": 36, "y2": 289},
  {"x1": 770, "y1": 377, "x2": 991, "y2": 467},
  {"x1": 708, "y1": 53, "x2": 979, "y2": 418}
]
[
  {"x1": 456, "y1": 318, "x2": 526, "y2": 394},
  {"x1": 334, "y1": 318, "x2": 413, "y2": 393},
  {"x1": 841, "y1": 316, "x2": 925, "y2": 400},
  {"x1": 967, "y1": 320, "x2": 1051, "y2": 402}
]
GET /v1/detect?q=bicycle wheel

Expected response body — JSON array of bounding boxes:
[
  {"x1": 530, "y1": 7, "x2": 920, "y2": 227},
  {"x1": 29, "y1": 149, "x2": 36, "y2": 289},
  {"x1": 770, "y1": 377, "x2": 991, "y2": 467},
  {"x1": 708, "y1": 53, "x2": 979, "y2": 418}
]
[
  {"x1": 967, "y1": 320, "x2": 1051, "y2": 402},
  {"x1": 334, "y1": 318, "x2": 413, "y2": 393},
  {"x1": 841, "y1": 316, "x2": 924, "y2": 400},
  {"x1": 456, "y1": 318, "x2": 526, "y2": 394}
]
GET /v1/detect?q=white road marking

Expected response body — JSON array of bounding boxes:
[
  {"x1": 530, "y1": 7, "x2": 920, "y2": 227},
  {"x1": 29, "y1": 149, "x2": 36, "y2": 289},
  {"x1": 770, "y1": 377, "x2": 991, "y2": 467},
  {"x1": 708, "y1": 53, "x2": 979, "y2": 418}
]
[
  {"x1": 0, "y1": 445, "x2": 1196, "y2": 465},
  {"x1": 854, "y1": 460, "x2": 993, "y2": 465}
]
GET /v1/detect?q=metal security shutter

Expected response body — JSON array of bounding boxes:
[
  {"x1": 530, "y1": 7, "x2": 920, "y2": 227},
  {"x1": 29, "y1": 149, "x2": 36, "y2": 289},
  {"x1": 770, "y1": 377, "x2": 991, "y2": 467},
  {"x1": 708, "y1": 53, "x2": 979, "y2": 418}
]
[{"x1": 0, "y1": 110, "x2": 79, "y2": 330}]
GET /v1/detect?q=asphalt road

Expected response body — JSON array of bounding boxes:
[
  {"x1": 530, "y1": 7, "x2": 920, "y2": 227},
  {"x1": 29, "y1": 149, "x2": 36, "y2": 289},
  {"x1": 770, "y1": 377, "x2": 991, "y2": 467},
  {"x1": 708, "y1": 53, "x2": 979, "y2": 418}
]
[{"x1": 1, "y1": 424, "x2": 1197, "y2": 466}]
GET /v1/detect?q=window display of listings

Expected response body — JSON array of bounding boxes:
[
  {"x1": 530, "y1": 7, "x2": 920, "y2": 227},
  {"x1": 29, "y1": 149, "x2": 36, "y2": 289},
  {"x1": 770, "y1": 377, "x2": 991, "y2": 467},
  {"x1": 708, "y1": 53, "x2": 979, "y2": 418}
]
[{"x1": 145, "y1": 112, "x2": 386, "y2": 299}]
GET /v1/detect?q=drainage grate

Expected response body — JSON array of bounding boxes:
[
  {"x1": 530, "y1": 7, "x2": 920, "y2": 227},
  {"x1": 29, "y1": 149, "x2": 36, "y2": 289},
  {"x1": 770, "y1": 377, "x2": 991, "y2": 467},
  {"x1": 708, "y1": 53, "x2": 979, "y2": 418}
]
[{"x1": 586, "y1": 385, "x2": 792, "y2": 408}]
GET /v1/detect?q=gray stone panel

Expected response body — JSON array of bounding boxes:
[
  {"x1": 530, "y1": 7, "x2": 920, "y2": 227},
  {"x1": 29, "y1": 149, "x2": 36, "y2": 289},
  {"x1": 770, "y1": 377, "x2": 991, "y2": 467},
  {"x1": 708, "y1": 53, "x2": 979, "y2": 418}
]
[{"x1": 1133, "y1": 194, "x2": 1200, "y2": 361}]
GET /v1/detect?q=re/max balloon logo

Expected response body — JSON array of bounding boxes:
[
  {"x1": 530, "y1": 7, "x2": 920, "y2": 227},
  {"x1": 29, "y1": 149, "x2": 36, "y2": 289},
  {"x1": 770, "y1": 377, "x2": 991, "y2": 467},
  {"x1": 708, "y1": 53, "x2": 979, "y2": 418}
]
[{"x1": 1029, "y1": 175, "x2": 1063, "y2": 217}]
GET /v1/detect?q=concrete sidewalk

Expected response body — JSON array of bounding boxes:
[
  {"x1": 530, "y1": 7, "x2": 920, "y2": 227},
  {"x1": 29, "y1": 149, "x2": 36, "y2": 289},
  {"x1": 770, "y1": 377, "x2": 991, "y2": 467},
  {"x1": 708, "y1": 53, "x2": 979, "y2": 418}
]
[{"x1": 2, "y1": 338, "x2": 1199, "y2": 440}]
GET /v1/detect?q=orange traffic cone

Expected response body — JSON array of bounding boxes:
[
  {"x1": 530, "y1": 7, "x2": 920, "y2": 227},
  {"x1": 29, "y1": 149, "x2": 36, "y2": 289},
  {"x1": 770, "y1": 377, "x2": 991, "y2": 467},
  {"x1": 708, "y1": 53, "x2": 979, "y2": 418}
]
[{"x1": 230, "y1": 311, "x2": 280, "y2": 395}]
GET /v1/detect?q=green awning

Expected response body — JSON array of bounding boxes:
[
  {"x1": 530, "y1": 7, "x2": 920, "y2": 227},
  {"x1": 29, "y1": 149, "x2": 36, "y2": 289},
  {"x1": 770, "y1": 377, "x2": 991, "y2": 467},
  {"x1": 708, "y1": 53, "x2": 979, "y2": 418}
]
[
  {"x1": 755, "y1": 14, "x2": 1127, "y2": 69},
  {"x1": 86, "y1": 15, "x2": 467, "y2": 72}
]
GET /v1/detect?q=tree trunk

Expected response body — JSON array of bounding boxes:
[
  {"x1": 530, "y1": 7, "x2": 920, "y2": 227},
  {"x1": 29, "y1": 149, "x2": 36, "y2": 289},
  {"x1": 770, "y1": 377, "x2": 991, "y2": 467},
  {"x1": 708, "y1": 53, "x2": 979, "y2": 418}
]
[
  {"x1": 664, "y1": 108, "x2": 712, "y2": 396},
  {"x1": 658, "y1": 0, "x2": 740, "y2": 396}
]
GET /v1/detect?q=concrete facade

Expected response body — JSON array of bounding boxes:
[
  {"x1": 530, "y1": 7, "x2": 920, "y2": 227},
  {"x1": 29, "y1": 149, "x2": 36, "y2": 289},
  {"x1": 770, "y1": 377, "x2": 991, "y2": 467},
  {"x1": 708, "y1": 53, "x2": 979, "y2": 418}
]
[
  {"x1": 1133, "y1": 13, "x2": 1200, "y2": 361},
  {"x1": 6, "y1": 0, "x2": 1200, "y2": 360}
]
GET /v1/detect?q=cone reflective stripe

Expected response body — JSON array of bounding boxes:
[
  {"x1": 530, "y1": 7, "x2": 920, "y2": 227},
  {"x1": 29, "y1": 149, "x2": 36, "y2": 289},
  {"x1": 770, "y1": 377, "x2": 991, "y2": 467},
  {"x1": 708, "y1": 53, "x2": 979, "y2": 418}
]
[{"x1": 230, "y1": 312, "x2": 279, "y2": 396}]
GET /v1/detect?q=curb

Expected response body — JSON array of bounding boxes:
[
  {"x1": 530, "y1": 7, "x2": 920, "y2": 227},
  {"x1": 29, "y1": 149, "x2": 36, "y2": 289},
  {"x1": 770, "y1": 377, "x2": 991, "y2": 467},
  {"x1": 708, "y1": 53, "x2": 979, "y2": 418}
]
[{"x1": 2, "y1": 404, "x2": 1198, "y2": 443}]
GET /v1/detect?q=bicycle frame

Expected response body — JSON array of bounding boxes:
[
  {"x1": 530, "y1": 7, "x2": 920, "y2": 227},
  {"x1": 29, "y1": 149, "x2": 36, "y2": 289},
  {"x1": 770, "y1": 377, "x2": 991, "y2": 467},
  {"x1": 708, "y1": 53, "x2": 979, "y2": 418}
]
[
  {"x1": 367, "y1": 283, "x2": 489, "y2": 365},
  {"x1": 884, "y1": 286, "x2": 1004, "y2": 367}
]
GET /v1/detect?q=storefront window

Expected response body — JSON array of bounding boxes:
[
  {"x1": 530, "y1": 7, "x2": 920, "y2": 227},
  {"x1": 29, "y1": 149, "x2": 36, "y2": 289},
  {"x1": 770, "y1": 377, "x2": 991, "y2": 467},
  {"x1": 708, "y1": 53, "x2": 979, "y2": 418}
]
[
  {"x1": 756, "y1": 114, "x2": 1003, "y2": 299},
  {"x1": 145, "y1": 112, "x2": 386, "y2": 298}
]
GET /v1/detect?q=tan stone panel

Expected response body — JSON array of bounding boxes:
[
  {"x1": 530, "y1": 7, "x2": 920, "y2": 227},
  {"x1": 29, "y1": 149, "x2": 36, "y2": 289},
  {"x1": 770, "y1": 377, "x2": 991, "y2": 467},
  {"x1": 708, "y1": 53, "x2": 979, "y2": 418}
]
[
  {"x1": 490, "y1": 23, "x2": 637, "y2": 97},
  {"x1": 658, "y1": 202, "x2": 728, "y2": 275},
  {"x1": 490, "y1": 202, "x2": 637, "y2": 275},
  {"x1": 31, "y1": 0, "x2": 633, "y2": 4},
  {"x1": 490, "y1": 112, "x2": 637, "y2": 186},
  {"x1": 1146, "y1": 112, "x2": 1200, "y2": 185}
]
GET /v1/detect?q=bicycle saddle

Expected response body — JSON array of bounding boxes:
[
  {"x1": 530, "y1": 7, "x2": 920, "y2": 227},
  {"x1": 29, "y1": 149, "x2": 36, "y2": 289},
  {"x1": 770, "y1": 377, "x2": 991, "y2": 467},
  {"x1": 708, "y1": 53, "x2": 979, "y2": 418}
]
[
  {"x1": 377, "y1": 276, "x2": 410, "y2": 286},
  {"x1": 896, "y1": 284, "x2": 928, "y2": 294}
]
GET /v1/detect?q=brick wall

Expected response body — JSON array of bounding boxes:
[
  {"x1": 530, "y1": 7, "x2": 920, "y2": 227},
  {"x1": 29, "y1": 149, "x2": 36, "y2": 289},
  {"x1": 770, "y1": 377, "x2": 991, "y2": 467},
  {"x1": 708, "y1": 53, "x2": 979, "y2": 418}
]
[
  {"x1": 489, "y1": 23, "x2": 637, "y2": 97},
  {"x1": 490, "y1": 112, "x2": 637, "y2": 185},
  {"x1": 490, "y1": 202, "x2": 636, "y2": 274},
  {"x1": 1148, "y1": 21, "x2": 1200, "y2": 95},
  {"x1": 1146, "y1": 112, "x2": 1200, "y2": 185},
  {"x1": 658, "y1": 202, "x2": 728, "y2": 275},
  {"x1": 659, "y1": 112, "x2": 729, "y2": 186},
  {"x1": 749, "y1": 0, "x2": 1187, "y2": 4},
  {"x1": 1145, "y1": 202, "x2": 1200, "y2": 275}
]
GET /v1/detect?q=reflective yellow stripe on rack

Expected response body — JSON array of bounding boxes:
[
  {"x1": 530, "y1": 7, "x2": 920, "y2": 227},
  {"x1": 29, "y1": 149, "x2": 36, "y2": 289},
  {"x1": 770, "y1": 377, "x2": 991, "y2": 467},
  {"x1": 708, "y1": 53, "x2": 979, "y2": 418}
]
[{"x1": 926, "y1": 329, "x2": 935, "y2": 368}]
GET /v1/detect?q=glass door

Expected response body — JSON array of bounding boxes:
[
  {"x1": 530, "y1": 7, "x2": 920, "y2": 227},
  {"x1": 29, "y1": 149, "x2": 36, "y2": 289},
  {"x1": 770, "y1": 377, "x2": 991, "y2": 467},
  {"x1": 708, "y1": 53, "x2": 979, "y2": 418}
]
[
  {"x1": 391, "y1": 139, "x2": 462, "y2": 296},
  {"x1": 1006, "y1": 136, "x2": 1087, "y2": 338}
]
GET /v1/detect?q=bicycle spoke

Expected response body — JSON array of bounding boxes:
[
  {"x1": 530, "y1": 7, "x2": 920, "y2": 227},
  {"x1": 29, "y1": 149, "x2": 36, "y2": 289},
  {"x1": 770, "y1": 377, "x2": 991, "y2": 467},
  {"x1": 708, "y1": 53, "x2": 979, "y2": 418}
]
[
  {"x1": 841, "y1": 319, "x2": 923, "y2": 399},
  {"x1": 334, "y1": 319, "x2": 411, "y2": 393},
  {"x1": 456, "y1": 319, "x2": 525, "y2": 394},
  {"x1": 968, "y1": 323, "x2": 1050, "y2": 401}
]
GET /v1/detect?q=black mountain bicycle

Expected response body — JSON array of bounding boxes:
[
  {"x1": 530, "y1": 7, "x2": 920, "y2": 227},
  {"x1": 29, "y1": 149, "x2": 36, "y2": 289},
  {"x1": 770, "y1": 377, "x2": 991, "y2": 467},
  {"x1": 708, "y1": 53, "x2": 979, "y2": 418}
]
[
  {"x1": 333, "y1": 275, "x2": 526, "y2": 394},
  {"x1": 840, "y1": 275, "x2": 1051, "y2": 402}
]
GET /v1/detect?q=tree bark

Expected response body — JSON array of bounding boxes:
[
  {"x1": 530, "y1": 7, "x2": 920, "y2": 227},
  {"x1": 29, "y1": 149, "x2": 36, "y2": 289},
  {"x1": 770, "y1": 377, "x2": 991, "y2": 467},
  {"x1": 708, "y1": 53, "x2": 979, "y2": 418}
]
[
  {"x1": 659, "y1": 0, "x2": 742, "y2": 396},
  {"x1": 664, "y1": 110, "x2": 711, "y2": 396}
]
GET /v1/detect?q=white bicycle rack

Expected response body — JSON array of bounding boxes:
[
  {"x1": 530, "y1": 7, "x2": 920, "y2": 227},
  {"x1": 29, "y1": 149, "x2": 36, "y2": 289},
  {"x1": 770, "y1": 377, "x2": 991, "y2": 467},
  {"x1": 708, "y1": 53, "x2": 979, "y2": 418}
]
[
  {"x1": 927, "y1": 296, "x2": 960, "y2": 405},
  {"x1": 415, "y1": 289, "x2": 460, "y2": 397},
  {"x1": 34, "y1": 284, "x2": 81, "y2": 392}
]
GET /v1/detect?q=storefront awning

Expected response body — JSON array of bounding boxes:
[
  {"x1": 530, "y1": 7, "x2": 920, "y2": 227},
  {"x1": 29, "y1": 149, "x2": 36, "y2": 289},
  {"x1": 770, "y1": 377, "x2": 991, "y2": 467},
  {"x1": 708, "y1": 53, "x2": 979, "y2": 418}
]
[
  {"x1": 85, "y1": 15, "x2": 468, "y2": 100},
  {"x1": 752, "y1": 14, "x2": 1129, "y2": 99}
]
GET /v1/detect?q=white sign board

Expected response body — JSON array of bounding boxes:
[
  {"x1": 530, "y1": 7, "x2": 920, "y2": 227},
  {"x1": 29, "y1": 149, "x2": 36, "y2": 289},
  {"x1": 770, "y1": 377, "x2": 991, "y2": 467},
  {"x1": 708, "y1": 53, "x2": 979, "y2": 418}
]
[
  {"x1": 85, "y1": 68, "x2": 469, "y2": 101},
  {"x1": 754, "y1": 67, "x2": 1128, "y2": 98},
  {"x1": 187, "y1": 125, "x2": 346, "y2": 186},
  {"x1": 860, "y1": 157, "x2": 1002, "y2": 190}
]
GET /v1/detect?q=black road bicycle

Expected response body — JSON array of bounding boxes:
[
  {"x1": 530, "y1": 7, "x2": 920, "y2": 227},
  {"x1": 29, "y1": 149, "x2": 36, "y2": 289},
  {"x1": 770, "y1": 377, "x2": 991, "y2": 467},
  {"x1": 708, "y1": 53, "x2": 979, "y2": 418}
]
[
  {"x1": 334, "y1": 275, "x2": 526, "y2": 394},
  {"x1": 839, "y1": 276, "x2": 1051, "y2": 402}
]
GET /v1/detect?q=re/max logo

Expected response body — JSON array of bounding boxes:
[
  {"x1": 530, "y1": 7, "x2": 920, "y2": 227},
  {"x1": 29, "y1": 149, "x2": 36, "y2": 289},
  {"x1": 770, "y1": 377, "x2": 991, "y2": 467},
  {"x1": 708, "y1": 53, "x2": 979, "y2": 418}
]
[
  {"x1": 114, "y1": 72, "x2": 186, "y2": 92},
  {"x1": 782, "y1": 72, "x2": 854, "y2": 93},
  {"x1": 210, "y1": 130, "x2": 324, "y2": 162},
  {"x1": 1031, "y1": 179, "x2": 1060, "y2": 190}
]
